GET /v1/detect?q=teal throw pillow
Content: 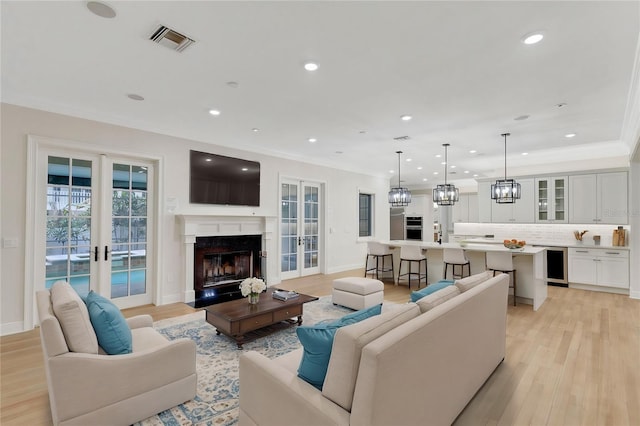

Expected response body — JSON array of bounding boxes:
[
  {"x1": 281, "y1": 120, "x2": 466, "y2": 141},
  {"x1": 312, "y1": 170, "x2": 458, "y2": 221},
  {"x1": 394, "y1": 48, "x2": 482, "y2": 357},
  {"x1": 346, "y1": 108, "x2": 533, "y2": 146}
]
[
  {"x1": 410, "y1": 280, "x2": 455, "y2": 302},
  {"x1": 84, "y1": 291, "x2": 132, "y2": 355},
  {"x1": 297, "y1": 304, "x2": 382, "y2": 390}
]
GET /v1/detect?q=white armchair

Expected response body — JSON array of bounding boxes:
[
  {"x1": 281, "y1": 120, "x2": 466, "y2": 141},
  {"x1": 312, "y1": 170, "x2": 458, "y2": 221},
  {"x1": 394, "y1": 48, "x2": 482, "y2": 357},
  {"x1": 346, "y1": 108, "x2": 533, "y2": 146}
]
[{"x1": 36, "y1": 289, "x2": 197, "y2": 426}]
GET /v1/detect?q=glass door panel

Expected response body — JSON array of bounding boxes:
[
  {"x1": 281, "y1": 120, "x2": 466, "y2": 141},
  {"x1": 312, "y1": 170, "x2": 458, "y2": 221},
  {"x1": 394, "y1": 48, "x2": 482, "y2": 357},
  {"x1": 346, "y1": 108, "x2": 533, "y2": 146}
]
[
  {"x1": 45, "y1": 156, "x2": 96, "y2": 297},
  {"x1": 280, "y1": 182, "x2": 298, "y2": 275},
  {"x1": 304, "y1": 185, "x2": 319, "y2": 269},
  {"x1": 554, "y1": 178, "x2": 566, "y2": 221},
  {"x1": 537, "y1": 180, "x2": 548, "y2": 221},
  {"x1": 110, "y1": 163, "x2": 148, "y2": 299}
]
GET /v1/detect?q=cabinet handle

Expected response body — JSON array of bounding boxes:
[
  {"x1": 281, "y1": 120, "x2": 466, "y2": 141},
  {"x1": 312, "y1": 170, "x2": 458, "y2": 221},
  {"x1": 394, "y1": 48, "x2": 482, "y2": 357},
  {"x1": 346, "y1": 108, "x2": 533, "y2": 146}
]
[
  {"x1": 605, "y1": 252, "x2": 620, "y2": 255},
  {"x1": 575, "y1": 250, "x2": 588, "y2": 253}
]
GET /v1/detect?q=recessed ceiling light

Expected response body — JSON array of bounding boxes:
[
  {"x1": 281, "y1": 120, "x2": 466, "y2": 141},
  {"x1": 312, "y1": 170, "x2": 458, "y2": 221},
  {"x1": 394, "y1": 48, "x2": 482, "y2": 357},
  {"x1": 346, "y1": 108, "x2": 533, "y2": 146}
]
[
  {"x1": 473, "y1": 174, "x2": 478, "y2": 177},
  {"x1": 127, "y1": 93, "x2": 144, "y2": 101},
  {"x1": 205, "y1": 158, "x2": 212, "y2": 162},
  {"x1": 464, "y1": 171, "x2": 470, "y2": 174},
  {"x1": 522, "y1": 32, "x2": 544, "y2": 45},
  {"x1": 451, "y1": 165, "x2": 457, "y2": 169},
  {"x1": 304, "y1": 62, "x2": 318, "y2": 71},
  {"x1": 433, "y1": 172, "x2": 439, "y2": 175},
  {"x1": 422, "y1": 178, "x2": 428, "y2": 182},
  {"x1": 389, "y1": 170, "x2": 395, "y2": 174},
  {"x1": 514, "y1": 115, "x2": 530, "y2": 121},
  {"x1": 565, "y1": 133, "x2": 576, "y2": 138},
  {"x1": 308, "y1": 138, "x2": 317, "y2": 143},
  {"x1": 87, "y1": 1, "x2": 116, "y2": 18},
  {"x1": 209, "y1": 109, "x2": 221, "y2": 116},
  {"x1": 522, "y1": 152, "x2": 528, "y2": 156},
  {"x1": 252, "y1": 128, "x2": 259, "y2": 132},
  {"x1": 435, "y1": 154, "x2": 441, "y2": 158},
  {"x1": 400, "y1": 115, "x2": 412, "y2": 121},
  {"x1": 406, "y1": 158, "x2": 412, "y2": 162},
  {"x1": 441, "y1": 161, "x2": 446, "y2": 165},
  {"x1": 469, "y1": 150, "x2": 477, "y2": 154},
  {"x1": 417, "y1": 166, "x2": 423, "y2": 170},
  {"x1": 241, "y1": 167, "x2": 248, "y2": 171}
]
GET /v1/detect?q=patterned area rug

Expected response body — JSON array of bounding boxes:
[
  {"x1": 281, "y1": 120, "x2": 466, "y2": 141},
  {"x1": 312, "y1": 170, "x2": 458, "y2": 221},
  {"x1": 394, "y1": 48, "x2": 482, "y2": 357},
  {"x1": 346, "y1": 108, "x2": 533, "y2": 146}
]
[{"x1": 135, "y1": 296, "x2": 352, "y2": 426}]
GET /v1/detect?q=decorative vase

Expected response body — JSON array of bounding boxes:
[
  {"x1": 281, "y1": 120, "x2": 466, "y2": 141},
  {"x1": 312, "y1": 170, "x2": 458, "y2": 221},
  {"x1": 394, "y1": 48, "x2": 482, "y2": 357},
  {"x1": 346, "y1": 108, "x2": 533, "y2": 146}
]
[{"x1": 248, "y1": 292, "x2": 260, "y2": 305}]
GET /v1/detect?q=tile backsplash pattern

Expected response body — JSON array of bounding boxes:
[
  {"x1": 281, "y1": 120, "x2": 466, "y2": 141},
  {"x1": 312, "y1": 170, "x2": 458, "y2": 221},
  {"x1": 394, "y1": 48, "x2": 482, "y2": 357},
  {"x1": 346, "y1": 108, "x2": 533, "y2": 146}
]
[{"x1": 454, "y1": 223, "x2": 630, "y2": 247}]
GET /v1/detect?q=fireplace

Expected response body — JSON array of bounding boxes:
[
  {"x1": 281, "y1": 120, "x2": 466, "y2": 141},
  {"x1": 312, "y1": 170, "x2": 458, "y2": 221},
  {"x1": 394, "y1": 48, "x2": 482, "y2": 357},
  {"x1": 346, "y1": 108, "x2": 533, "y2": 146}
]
[
  {"x1": 177, "y1": 214, "x2": 276, "y2": 306},
  {"x1": 193, "y1": 235, "x2": 263, "y2": 307}
]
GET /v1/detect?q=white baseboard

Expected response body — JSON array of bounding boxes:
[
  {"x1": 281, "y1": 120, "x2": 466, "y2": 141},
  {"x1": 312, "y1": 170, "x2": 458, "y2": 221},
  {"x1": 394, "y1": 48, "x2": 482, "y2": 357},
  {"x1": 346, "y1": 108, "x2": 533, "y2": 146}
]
[
  {"x1": 327, "y1": 263, "x2": 363, "y2": 275},
  {"x1": 569, "y1": 283, "x2": 630, "y2": 295},
  {"x1": 629, "y1": 290, "x2": 640, "y2": 299},
  {"x1": 1, "y1": 321, "x2": 26, "y2": 336}
]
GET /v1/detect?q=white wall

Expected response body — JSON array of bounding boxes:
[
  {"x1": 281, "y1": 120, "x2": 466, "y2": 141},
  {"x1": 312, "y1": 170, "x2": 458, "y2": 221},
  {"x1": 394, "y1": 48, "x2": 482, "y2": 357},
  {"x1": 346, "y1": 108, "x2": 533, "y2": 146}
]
[{"x1": 0, "y1": 103, "x2": 390, "y2": 334}]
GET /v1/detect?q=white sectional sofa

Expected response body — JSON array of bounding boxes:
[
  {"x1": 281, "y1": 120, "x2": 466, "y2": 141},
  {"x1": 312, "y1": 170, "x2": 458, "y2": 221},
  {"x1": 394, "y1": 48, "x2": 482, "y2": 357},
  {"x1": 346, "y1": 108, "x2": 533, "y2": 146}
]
[{"x1": 238, "y1": 272, "x2": 509, "y2": 426}]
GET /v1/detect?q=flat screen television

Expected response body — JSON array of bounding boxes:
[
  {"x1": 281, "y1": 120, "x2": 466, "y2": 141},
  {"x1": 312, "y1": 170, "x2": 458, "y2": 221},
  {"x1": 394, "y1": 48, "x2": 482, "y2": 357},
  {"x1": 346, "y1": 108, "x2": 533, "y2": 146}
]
[{"x1": 190, "y1": 150, "x2": 260, "y2": 206}]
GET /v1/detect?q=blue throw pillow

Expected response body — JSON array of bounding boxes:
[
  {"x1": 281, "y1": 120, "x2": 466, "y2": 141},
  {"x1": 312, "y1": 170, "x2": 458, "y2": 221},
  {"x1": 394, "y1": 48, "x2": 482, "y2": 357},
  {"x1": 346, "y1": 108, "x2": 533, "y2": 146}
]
[
  {"x1": 84, "y1": 291, "x2": 132, "y2": 355},
  {"x1": 297, "y1": 304, "x2": 382, "y2": 389},
  {"x1": 410, "y1": 280, "x2": 455, "y2": 302}
]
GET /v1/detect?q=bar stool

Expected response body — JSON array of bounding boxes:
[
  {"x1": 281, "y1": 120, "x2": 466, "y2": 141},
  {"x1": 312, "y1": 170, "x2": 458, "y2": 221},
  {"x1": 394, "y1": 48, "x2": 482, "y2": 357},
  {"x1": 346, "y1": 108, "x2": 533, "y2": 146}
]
[
  {"x1": 364, "y1": 242, "x2": 394, "y2": 281},
  {"x1": 486, "y1": 251, "x2": 517, "y2": 306},
  {"x1": 442, "y1": 248, "x2": 471, "y2": 280},
  {"x1": 398, "y1": 245, "x2": 427, "y2": 289}
]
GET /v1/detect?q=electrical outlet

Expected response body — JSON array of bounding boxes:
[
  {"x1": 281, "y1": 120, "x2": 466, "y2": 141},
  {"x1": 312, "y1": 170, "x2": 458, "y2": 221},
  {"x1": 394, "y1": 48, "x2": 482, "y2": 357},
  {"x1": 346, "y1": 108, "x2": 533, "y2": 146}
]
[{"x1": 2, "y1": 238, "x2": 18, "y2": 248}]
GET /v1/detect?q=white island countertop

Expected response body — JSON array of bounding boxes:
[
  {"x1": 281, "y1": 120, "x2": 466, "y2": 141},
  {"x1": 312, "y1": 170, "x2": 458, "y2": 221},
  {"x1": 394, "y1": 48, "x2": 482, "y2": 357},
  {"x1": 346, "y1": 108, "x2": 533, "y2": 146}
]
[
  {"x1": 385, "y1": 240, "x2": 547, "y2": 255},
  {"x1": 379, "y1": 240, "x2": 548, "y2": 310}
]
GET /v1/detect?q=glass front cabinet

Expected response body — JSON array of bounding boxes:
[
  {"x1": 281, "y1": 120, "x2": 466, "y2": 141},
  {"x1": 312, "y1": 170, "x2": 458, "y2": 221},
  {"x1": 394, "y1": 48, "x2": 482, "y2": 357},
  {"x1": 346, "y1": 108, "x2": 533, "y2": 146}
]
[{"x1": 535, "y1": 176, "x2": 568, "y2": 223}]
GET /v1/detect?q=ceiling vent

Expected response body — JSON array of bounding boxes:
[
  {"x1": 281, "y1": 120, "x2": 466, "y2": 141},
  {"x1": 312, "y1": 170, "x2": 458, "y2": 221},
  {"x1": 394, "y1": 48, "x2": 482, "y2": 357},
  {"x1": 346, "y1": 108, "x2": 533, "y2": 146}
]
[
  {"x1": 393, "y1": 136, "x2": 411, "y2": 141},
  {"x1": 149, "y1": 25, "x2": 195, "y2": 52}
]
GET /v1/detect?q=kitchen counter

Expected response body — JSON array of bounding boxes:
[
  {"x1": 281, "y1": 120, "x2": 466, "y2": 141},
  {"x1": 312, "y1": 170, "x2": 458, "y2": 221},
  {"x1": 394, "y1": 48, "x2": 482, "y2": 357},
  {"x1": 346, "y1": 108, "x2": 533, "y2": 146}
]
[{"x1": 380, "y1": 240, "x2": 548, "y2": 311}]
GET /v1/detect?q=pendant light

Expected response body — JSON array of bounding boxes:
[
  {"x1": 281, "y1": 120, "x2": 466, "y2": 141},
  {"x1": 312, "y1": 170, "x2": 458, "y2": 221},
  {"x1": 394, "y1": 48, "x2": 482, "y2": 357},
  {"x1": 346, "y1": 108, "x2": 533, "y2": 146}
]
[
  {"x1": 388, "y1": 151, "x2": 411, "y2": 206},
  {"x1": 491, "y1": 132, "x2": 521, "y2": 203},
  {"x1": 433, "y1": 143, "x2": 459, "y2": 206}
]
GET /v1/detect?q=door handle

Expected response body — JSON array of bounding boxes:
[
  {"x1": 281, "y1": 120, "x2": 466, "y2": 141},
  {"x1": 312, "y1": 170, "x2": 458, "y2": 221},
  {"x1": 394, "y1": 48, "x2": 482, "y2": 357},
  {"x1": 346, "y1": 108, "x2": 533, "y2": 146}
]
[
  {"x1": 104, "y1": 245, "x2": 110, "y2": 261},
  {"x1": 298, "y1": 237, "x2": 303, "y2": 246},
  {"x1": 93, "y1": 246, "x2": 99, "y2": 262}
]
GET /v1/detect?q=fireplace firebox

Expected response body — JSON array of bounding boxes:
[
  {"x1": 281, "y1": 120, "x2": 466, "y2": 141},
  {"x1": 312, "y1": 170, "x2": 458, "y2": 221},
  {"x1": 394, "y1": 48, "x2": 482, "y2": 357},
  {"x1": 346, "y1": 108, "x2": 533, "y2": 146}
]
[{"x1": 193, "y1": 235, "x2": 263, "y2": 308}]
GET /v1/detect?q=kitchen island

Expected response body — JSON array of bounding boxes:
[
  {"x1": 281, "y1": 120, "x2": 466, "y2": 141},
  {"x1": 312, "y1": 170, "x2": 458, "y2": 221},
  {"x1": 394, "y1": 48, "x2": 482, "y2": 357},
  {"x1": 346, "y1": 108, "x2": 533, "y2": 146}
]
[{"x1": 380, "y1": 240, "x2": 548, "y2": 311}]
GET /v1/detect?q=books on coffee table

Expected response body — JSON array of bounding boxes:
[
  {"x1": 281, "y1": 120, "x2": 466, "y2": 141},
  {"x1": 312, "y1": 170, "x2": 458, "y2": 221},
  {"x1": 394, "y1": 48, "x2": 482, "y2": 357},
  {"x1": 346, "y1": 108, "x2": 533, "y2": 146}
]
[{"x1": 272, "y1": 290, "x2": 299, "y2": 301}]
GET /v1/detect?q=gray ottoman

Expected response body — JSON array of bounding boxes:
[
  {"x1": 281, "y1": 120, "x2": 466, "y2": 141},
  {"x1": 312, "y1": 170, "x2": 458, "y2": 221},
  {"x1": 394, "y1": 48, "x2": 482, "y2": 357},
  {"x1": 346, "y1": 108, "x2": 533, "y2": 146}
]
[{"x1": 332, "y1": 277, "x2": 384, "y2": 310}]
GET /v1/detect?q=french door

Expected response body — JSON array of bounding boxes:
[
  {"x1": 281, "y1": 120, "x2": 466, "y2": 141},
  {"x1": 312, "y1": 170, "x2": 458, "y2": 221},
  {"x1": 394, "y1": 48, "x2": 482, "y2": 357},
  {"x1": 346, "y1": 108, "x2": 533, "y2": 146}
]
[
  {"x1": 40, "y1": 149, "x2": 154, "y2": 308},
  {"x1": 280, "y1": 179, "x2": 322, "y2": 280}
]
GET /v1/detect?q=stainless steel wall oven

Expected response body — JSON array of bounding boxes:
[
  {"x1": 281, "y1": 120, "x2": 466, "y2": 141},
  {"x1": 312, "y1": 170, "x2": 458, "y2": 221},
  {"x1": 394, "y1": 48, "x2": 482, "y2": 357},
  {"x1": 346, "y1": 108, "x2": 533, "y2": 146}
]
[{"x1": 405, "y1": 216, "x2": 423, "y2": 241}]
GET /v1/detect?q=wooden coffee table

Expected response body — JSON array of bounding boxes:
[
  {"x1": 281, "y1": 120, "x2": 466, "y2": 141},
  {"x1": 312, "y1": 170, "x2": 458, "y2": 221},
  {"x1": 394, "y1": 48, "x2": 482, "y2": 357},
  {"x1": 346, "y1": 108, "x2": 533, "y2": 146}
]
[{"x1": 204, "y1": 288, "x2": 318, "y2": 349}]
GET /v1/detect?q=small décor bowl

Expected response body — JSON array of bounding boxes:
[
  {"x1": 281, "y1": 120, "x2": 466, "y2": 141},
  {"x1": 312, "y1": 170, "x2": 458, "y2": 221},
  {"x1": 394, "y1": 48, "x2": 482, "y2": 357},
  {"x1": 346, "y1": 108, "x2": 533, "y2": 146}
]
[{"x1": 503, "y1": 239, "x2": 526, "y2": 249}]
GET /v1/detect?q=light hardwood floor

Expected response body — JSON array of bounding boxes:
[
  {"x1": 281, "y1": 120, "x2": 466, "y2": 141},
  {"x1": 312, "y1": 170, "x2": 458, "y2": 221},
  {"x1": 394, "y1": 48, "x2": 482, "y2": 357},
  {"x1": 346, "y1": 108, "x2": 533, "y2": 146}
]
[{"x1": 1, "y1": 270, "x2": 638, "y2": 425}]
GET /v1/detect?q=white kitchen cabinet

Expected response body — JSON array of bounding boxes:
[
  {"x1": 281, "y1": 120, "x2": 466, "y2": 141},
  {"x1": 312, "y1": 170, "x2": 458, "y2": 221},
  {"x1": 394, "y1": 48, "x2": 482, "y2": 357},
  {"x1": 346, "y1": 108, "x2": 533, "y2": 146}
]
[
  {"x1": 568, "y1": 247, "x2": 629, "y2": 289},
  {"x1": 477, "y1": 182, "x2": 492, "y2": 223},
  {"x1": 535, "y1": 176, "x2": 568, "y2": 223},
  {"x1": 468, "y1": 193, "x2": 479, "y2": 223},
  {"x1": 405, "y1": 195, "x2": 425, "y2": 217},
  {"x1": 490, "y1": 178, "x2": 534, "y2": 223},
  {"x1": 451, "y1": 193, "x2": 478, "y2": 223},
  {"x1": 568, "y1": 172, "x2": 628, "y2": 224}
]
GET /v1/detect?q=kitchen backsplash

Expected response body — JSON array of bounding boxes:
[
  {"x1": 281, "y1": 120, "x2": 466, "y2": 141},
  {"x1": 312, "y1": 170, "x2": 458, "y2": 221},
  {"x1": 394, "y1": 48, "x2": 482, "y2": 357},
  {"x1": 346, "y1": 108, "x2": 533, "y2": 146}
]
[{"x1": 454, "y1": 223, "x2": 630, "y2": 247}]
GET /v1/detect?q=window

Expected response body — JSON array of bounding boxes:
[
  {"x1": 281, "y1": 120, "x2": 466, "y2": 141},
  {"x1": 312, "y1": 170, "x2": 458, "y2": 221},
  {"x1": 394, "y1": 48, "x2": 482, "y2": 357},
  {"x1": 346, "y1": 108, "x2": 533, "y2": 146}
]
[{"x1": 359, "y1": 193, "x2": 373, "y2": 237}]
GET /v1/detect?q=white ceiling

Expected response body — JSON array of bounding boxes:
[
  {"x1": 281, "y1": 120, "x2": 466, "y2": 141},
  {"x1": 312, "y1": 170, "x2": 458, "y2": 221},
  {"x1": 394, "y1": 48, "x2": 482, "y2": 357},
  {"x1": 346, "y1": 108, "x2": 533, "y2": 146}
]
[{"x1": 2, "y1": 1, "x2": 639, "y2": 189}]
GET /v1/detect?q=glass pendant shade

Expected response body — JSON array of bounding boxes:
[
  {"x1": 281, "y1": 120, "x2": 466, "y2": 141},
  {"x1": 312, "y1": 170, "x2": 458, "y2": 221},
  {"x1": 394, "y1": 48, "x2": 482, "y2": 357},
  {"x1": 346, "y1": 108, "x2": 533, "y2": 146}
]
[
  {"x1": 388, "y1": 187, "x2": 412, "y2": 206},
  {"x1": 491, "y1": 178, "x2": 521, "y2": 203},
  {"x1": 433, "y1": 183, "x2": 459, "y2": 206},
  {"x1": 388, "y1": 151, "x2": 411, "y2": 207},
  {"x1": 491, "y1": 133, "x2": 521, "y2": 204},
  {"x1": 433, "y1": 143, "x2": 459, "y2": 206}
]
